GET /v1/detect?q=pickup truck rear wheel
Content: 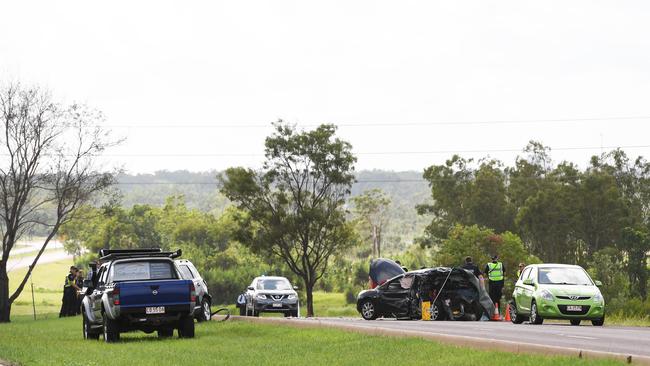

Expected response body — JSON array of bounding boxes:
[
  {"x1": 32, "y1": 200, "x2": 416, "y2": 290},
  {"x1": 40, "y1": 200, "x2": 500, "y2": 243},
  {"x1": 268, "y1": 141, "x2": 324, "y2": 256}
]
[
  {"x1": 178, "y1": 315, "x2": 195, "y2": 338},
  {"x1": 157, "y1": 328, "x2": 174, "y2": 338},
  {"x1": 102, "y1": 313, "x2": 120, "y2": 343}
]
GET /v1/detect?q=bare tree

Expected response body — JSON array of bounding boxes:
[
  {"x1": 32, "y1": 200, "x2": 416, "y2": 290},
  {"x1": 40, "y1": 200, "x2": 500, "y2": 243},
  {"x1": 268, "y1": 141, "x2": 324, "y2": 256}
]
[
  {"x1": 351, "y1": 189, "x2": 391, "y2": 258},
  {"x1": 0, "y1": 83, "x2": 118, "y2": 322}
]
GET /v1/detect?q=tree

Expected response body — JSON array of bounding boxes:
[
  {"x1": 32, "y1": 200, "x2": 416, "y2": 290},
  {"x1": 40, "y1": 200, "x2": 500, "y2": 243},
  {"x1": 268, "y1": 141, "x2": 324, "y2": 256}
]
[
  {"x1": 219, "y1": 122, "x2": 357, "y2": 317},
  {"x1": 351, "y1": 189, "x2": 391, "y2": 258},
  {"x1": 620, "y1": 227, "x2": 649, "y2": 300},
  {"x1": 0, "y1": 83, "x2": 117, "y2": 322}
]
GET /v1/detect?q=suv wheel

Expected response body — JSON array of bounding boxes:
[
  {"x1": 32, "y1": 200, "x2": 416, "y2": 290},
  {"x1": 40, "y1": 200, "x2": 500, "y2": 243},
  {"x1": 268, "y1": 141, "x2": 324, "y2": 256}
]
[
  {"x1": 360, "y1": 300, "x2": 377, "y2": 320},
  {"x1": 197, "y1": 299, "x2": 211, "y2": 322},
  {"x1": 592, "y1": 316, "x2": 605, "y2": 326},
  {"x1": 178, "y1": 315, "x2": 195, "y2": 338},
  {"x1": 83, "y1": 311, "x2": 100, "y2": 340},
  {"x1": 529, "y1": 301, "x2": 544, "y2": 325},
  {"x1": 509, "y1": 300, "x2": 525, "y2": 324},
  {"x1": 102, "y1": 312, "x2": 120, "y2": 343}
]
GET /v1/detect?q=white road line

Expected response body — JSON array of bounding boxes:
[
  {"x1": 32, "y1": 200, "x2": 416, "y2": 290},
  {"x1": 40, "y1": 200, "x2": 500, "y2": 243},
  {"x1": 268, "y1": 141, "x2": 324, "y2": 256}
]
[{"x1": 555, "y1": 333, "x2": 598, "y2": 340}]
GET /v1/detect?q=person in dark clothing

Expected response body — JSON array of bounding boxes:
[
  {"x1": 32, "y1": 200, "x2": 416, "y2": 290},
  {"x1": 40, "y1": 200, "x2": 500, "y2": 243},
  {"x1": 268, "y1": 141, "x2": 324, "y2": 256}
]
[
  {"x1": 461, "y1": 256, "x2": 482, "y2": 279},
  {"x1": 59, "y1": 266, "x2": 80, "y2": 317},
  {"x1": 485, "y1": 255, "x2": 505, "y2": 313}
]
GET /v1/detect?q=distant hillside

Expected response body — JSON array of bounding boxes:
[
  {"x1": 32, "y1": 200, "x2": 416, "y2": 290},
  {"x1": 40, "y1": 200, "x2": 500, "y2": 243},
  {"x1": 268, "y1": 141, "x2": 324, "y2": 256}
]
[{"x1": 116, "y1": 170, "x2": 432, "y2": 252}]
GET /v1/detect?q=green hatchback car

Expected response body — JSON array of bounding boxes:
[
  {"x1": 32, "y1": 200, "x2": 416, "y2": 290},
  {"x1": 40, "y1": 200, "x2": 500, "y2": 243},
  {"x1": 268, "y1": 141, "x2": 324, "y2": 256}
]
[{"x1": 509, "y1": 264, "x2": 605, "y2": 326}]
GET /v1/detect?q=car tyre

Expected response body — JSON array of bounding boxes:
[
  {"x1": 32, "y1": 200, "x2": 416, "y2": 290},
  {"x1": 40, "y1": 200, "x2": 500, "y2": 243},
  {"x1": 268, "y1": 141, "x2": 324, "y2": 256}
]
[
  {"x1": 509, "y1": 300, "x2": 525, "y2": 324},
  {"x1": 360, "y1": 300, "x2": 378, "y2": 320},
  {"x1": 178, "y1": 315, "x2": 195, "y2": 338},
  {"x1": 157, "y1": 327, "x2": 174, "y2": 338},
  {"x1": 529, "y1": 300, "x2": 544, "y2": 325},
  {"x1": 570, "y1": 319, "x2": 581, "y2": 326},
  {"x1": 83, "y1": 311, "x2": 100, "y2": 340},
  {"x1": 592, "y1": 316, "x2": 605, "y2": 326},
  {"x1": 102, "y1": 312, "x2": 120, "y2": 343},
  {"x1": 430, "y1": 302, "x2": 445, "y2": 321},
  {"x1": 197, "y1": 299, "x2": 211, "y2": 322}
]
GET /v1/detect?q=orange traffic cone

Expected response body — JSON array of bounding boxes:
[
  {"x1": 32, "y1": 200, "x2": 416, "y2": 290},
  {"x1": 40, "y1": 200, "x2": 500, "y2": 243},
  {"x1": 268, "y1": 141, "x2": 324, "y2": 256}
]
[
  {"x1": 491, "y1": 303, "x2": 501, "y2": 321},
  {"x1": 504, "y1": 303, "x2": 511, "y2": 322}
]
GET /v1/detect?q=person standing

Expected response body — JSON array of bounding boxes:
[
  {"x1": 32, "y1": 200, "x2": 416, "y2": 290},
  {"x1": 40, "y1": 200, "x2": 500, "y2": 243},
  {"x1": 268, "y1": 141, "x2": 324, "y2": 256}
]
[
  {"x1": 516, "y1": 263, "x2": 525, "y2": 278},
  {"x1": 75, "y1": 270, "x2": 84, "y2": 315},
  {"x1": 485, "y1": 255, "x2": 505, "y2": 315},
  {"x1": 461, "y1": 256, "x2": 484, "y2": 286},
  {"x1": 59, "y1": 266, "x2": 78, "y2": 317}
]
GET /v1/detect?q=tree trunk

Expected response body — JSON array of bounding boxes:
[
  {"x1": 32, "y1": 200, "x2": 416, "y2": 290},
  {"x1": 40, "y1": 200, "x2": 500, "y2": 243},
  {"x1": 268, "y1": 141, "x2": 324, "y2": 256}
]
[
  {"x1": 371, "y1": 226, "x2": 378, "y2": 258},
  {"x1": 305, "y1": 280, "x2": 314, "y2": 317},
  {"x1": 0, "y1": 264, "x2": 10, "y2": 322}
]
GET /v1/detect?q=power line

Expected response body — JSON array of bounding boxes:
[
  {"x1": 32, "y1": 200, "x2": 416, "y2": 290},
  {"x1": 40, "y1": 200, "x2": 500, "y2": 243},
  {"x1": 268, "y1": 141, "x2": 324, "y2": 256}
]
[{"x1": 95, "y1": 115, "x2": 650, "y2": 129}]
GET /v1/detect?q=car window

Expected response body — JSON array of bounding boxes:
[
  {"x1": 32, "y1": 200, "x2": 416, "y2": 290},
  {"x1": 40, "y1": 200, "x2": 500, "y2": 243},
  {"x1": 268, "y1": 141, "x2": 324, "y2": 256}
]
[
  {"x1": 111, "y1": 261, "x2": 177, "y2": 282},
  {"x1": 386, "y1": 277, "x2": 406, "y2": 291},
  {"x1": 257, "y1": 278, "x2": 292, "y2": 290},
  {"x1": 520, "y1": 267, "x2": 531, "y2": 281},
  {"x1": 179, "y1": 265, "x2": 195, "y2": 279},
  {"x1": 399, "y1": 275, "x2": 414, "y2": 289},
  {"x1": 538, "y1": 267, "x2": 593, "y2": 285}
]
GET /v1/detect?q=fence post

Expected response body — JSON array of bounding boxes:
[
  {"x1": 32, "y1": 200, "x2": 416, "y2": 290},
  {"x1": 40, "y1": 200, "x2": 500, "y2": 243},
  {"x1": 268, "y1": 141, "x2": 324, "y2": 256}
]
[{"x1": 30, "y1": 274, "x2": 36, "y2": 320}]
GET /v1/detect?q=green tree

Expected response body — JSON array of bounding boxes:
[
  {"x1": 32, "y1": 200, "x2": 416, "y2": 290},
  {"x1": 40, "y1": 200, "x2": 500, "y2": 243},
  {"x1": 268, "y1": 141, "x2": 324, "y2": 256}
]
[
  {"x1": 219, "y1": 122, "x2": 358, "y2": 317},
  {"x1": 351, "y1": 189, "x2": 391, "y2": 258},
  {"x1": 620, "y1": 227, "x2": 650, "y2": 300}
]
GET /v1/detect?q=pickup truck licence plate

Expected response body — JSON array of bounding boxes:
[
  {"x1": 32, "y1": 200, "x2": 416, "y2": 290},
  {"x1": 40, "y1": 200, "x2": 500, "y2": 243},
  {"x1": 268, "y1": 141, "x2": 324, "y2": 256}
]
[
  {"x1": 146, "y1": 306, "x2": 165, "y2": 314},
  {"x1": 272, "y1": 303, "x2": 282, "y2": 308},
  {"x1": 566, "y1": 305, "x2": 582, "y2": 312}
]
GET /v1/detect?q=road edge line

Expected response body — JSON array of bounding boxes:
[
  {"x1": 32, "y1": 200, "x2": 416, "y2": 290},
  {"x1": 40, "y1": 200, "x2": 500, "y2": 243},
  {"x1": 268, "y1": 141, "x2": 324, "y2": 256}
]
[{"x1": 231, "y1": 316, "x2": 650, "y2": 365}]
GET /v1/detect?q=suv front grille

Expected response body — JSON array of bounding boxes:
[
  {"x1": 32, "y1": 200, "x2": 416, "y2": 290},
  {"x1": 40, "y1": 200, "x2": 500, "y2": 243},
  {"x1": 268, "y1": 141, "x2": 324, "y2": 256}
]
[
  {"x1": 557, "y1": 296, "x2": 591, "y2": 300},
  {"x1": 269, "y1": 295, "x2": 286, "y2": 301}
]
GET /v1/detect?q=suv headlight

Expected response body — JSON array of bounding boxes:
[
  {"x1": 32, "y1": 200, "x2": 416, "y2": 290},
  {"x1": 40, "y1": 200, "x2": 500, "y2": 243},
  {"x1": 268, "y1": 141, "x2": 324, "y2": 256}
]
[
  {"x1": 593, "y1": 293, "x2": 604, "y2": 303},
  {"x1": 288, "y1": 294, "x2": 297, "y2": 300},
  {"x1": 256, "y1": 294, "x2": 267, "y2": 300},
  {"x1": 540, "y1": 289, "x2": 554, "y2": 301}
]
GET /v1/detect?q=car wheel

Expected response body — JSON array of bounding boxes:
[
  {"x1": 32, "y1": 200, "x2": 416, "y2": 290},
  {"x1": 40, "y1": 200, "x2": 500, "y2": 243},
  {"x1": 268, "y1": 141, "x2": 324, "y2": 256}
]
[
  {"x1": 529, "y1": 301, "x2": 543, "y2": 325},
  {"x1": 197, "y1": 299, "x2": 211, "y2": 322},
  {"x1": 430, "y1": 303, "x2": 443, "y2": 321},
  {"x1": 570, "y1": 319, "x2": 581, "y2": 326},
  {"x1": 178, "y1": 315, "x2": 195, "y2": 338},
  {"x1": 102, "y1": 312, "x2": 120, "y2": 343},
  {"x1": 291, "y1": 310, "x2": 299, "y2": 318},
  {"x1": 510, "y1": 301, "x2": 525, "y2": 324},
  {"x1": 360, "y1": 300, "x2": 377, "y2": 320},
  {"x1": 157, "y1": 328, "x2": 174, "y2": 338},
  {"x1": 592, "y1": 316, "x2": 605, "y2": 326},
  {"x1": 83, "y1": 311, "x2": 100, "y2": 340}
]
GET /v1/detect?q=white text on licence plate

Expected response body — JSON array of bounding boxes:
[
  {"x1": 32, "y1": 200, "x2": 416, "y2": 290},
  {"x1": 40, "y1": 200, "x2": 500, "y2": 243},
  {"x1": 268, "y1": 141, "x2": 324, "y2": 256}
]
[
  {"x1": 566, "y1": 305, "x2": 582, "y2": 312},
  {"x1": 272, "y1": 303, "x2": 282, "y2": 308},
  {"x1": 146, "y1": 306, "x2": 165, "y2": 314}
]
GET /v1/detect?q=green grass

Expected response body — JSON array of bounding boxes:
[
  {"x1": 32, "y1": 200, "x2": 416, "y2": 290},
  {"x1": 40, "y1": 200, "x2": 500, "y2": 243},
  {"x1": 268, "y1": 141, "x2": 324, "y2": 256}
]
[
  {"x1": 8, "y1": 259, "x2": 73, "y2": 318},
  {"x1": 0, "y1": 316, "x2": 626, "y2": 366}
]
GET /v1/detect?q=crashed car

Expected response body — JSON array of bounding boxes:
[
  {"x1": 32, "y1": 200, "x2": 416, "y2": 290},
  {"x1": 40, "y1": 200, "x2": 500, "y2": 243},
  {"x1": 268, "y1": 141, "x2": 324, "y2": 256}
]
[{"x1": 357, "y1": 259, "x2": 494, "y2": 321}]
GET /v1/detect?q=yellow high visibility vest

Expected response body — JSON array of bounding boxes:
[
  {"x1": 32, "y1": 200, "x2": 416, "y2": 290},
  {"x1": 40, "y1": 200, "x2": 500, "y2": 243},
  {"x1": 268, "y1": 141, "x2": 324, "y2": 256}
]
[{"x1": 487, "y1": 262, "x2": 504, "y2": 281}]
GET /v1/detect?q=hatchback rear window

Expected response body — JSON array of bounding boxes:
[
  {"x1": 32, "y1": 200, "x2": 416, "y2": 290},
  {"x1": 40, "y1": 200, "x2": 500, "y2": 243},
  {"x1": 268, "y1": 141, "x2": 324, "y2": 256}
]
[{"x1": 112, "y1": 261, "x2": 176, "y2": 281}]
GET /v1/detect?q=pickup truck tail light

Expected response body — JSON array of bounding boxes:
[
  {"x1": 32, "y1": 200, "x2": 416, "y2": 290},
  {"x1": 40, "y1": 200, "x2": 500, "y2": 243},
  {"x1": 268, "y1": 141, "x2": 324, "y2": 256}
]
[
  {"x1": 112, "y1": 285, "x2": 120, "y2": 306},
  {"x1": 190, "y1": 283, "x2": 196, "y2": 303}
]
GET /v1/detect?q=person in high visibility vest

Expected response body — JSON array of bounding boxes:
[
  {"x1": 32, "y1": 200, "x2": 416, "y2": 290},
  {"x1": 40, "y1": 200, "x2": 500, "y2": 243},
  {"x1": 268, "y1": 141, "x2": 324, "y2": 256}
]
[
  {"x1": 59, "y1": 266, "x2": 80, "y2": 317},
  {"x1": 484, "y1": 255, "x2": 506, "y2": 313},
  {"x1": 516, "y1": 263, "x2": 525, "y2": 279}
]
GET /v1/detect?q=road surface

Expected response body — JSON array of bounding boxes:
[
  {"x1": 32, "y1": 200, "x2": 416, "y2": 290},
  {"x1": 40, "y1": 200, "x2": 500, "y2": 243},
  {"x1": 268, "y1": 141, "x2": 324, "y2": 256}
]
[
  {"x1": 249, "y1": 316, "x2": 650, "y2": 363},
  {"x1": 3, "y1": 240, "x2": 72, "y2": 272}
]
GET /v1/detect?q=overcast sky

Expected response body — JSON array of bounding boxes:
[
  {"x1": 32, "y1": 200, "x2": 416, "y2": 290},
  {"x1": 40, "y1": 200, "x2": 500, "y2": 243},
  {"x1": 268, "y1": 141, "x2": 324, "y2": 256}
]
[{"x1": 1, "y1": 0, "x2": 649, "y2": 174}]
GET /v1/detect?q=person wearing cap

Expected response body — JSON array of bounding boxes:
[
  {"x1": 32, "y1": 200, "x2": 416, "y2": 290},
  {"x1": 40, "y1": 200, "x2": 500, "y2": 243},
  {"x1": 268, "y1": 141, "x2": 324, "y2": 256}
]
[
  {"x1": 60, "y1": 266, "x2": 79, "y2": 317},
  {"x1": 485, "y1": 255, "x2": 506, "y2": 314},
  {"x1": 461, "y1": 256, "x2": 484, "y2": 287}
]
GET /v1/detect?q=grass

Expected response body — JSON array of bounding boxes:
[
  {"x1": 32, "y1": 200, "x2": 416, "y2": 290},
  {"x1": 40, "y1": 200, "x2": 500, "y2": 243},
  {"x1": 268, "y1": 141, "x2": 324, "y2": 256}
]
[
  {"x1": 8, "y1": 259, "x2": 73, "y2": 318},
  {"x1": 0, "y1": 316, "x2": 626, "y2": 366}
]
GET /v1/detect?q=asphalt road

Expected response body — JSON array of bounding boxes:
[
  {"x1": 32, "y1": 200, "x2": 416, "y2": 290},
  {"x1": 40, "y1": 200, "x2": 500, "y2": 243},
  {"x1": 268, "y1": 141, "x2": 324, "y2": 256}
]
[{"x1": 294, "y1": 317, "x2": 650, "y2": 359}]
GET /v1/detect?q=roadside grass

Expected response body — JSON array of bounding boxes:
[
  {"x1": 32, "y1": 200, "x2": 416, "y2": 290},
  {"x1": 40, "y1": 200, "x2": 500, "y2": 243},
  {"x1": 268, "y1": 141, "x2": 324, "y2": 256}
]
[
  {"x1": 0, "y1": 316, "x2": 626, "y2": 366},
  {"x1": 8, "y1": 259, "x2": 73, "y2": 318}
]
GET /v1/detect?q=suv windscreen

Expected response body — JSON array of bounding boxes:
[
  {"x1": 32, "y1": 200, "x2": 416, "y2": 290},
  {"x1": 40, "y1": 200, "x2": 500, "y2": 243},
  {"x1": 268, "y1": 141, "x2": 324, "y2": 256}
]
[
  {"x1": 257, "y1": 279, "x2": 292, "y2": 291},
  {"x1": 537, "y1": 267, "x2": 593, "y2": 285},
  {"x1": 112, "y1": 261, "x2": 176, "y2": 282}
]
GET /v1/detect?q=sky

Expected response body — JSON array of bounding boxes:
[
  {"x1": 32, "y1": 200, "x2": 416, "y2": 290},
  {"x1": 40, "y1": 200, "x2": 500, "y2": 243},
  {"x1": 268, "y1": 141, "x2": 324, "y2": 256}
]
[{"x1": 1, "y1": 0, "x2": 649, "y2": 174}]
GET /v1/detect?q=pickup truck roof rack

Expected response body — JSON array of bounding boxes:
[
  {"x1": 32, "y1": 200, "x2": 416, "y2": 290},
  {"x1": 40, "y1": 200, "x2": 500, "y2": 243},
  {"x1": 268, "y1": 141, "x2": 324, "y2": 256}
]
[{"x1": 98, "y1": 248, "x2": 182, "y2": 261}]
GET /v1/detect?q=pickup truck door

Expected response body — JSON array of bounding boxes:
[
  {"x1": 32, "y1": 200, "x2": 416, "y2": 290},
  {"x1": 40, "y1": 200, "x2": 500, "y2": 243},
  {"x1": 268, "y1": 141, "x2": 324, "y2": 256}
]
[{"x1": 90, "y1": 266, "x2": 108, "y2": 321}]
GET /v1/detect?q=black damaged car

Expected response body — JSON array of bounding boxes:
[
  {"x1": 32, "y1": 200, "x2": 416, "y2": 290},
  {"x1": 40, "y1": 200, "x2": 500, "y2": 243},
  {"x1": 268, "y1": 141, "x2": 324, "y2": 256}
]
[{"x1": 357, "y1": 263, "x2": 494, "y2": 321}]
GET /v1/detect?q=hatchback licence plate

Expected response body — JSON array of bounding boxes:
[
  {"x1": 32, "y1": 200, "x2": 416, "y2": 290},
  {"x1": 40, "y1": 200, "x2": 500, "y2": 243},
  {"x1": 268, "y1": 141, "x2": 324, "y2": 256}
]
[
  {"x1": 272, "y1": 303, "x2": 282, "y2": 308},
  {"x1": 146, "y1": 306, "x2": 165, "y2": 314},
  {"x1": 566, "y1": 305, "x2": 582, "y2": 312}
]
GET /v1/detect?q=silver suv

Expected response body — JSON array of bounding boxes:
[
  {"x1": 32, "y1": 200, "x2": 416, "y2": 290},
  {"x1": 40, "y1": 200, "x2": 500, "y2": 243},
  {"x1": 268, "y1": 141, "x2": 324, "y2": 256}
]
[
  {"x1": 239, "y1": 276, "x2": 299, "y2": 317},
  {"x1": 175, "y1": 259, "x2": 212, "y2": 322}
]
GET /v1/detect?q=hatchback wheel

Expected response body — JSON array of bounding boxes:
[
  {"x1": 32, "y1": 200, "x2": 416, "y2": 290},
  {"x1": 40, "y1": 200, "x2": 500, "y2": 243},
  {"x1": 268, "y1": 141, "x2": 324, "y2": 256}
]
[
  {"x1": 592, "y1": 316, "x2": 605, "y2": 326},
  {"x1": 510, "y1": 301, "x2": 525, "y2": 324},
  {"x1": 360, "y1": 300, "x2": 377, "y2": 320},
  {"x1": 529, "y1": 301, "x2": 543, "y2": 325}
]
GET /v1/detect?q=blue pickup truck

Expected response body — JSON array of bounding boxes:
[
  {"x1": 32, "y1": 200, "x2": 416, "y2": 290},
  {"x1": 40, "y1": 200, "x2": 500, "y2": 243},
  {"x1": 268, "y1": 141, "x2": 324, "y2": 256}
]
[{"x1": 81, "y1": 249, "x2": 197, "y2": 342}]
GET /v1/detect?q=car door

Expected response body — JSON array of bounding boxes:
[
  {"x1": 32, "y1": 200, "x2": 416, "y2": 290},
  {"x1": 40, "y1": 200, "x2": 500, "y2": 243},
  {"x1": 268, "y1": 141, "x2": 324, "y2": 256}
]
[
  {"x1": 519, "y1": 267, "x2": 536, "y2": 313},
  {"x1": 378, "y1": 275, "x2": 411, "y2": 316},
  {"x1": 90, "y1": 265, "x2": 108, "y2": 321}
]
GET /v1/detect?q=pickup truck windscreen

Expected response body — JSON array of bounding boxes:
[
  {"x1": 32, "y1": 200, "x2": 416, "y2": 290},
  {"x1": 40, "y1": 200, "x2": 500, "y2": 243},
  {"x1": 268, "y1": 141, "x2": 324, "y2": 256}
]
[{"x1": 111, "y1": 261, "x2": 177, "y2": 282}]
